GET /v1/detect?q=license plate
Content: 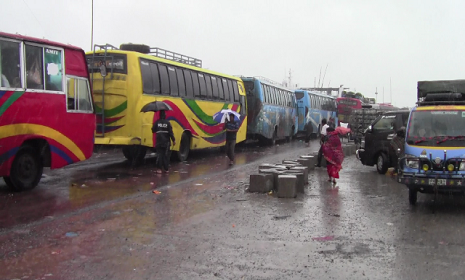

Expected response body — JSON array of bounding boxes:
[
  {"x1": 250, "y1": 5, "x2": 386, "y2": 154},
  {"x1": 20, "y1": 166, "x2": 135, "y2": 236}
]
[{"x1": 437, "y1": 179, "x2": 447, "y2": 186}]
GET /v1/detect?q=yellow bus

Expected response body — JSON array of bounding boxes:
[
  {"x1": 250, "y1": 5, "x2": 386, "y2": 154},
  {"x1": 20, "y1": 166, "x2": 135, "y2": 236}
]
[{"x1": 86, "y1": 44, "x2": 247, "y2": 162}]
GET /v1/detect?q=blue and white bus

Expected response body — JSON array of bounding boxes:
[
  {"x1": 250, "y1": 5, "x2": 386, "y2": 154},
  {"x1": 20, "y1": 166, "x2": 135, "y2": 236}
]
[
  {"x1": 295, "y1": 89, "x2": 338, "y2": 138},
  {"x1": 242, "y1": 76, "x2": 297, "y2": 145}
]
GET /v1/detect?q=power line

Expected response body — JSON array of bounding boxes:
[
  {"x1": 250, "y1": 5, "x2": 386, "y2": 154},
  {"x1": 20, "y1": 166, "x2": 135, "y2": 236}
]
[{"x1": 22, "y1": 0, "x2": 44, "y2": 34}]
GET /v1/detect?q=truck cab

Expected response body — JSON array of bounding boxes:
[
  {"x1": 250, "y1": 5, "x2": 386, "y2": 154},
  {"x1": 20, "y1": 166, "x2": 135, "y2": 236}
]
[
  {"x1": 397, "y1": 79, "x2": 465, "y2": 205},
  {"x1": 356, "y1": 110, "x2": 410, "y2": 174}
]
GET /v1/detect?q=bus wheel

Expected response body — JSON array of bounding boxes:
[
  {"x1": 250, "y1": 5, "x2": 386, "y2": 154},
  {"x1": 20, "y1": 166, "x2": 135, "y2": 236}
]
[
  {"x1": 2, "y1": 176, "x2": 15, "y2": 190},
  {"x1": 177, "y1": 133, "x2": 190, "y2": 162},
  {"x1": 123, "y1": 145, "x2": 147, "y2": 163},
  {"x1": 269, "y1": 130, "x2": 277, "y2": 146},
  {"x1": 9, "y1": 146, "x2": 43, "y2": 192},
  {"x1": 376, "y1": 153, "x2": 389, "y2": 174}
]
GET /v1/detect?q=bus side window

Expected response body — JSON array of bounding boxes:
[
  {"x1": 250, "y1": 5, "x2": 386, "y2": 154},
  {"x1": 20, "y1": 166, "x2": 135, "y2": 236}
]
[
  {"x1": 0, "y1": 39, "x2": 21, "y2": 88},
  {"x1": 261, "y1": 84, "x2": 266, "y2": 103},
  {"x1": 150, "y1": 62, "x2": 160, "y2": 94},
  {"x1": 167, "y1": 66, "x2": 178, "y2": 96},
  {"x1": 176, "y1": 67, "x2": 185, "y2": 97},
  {"x1": 222, "y1": 78, "x2": 229, "y2": 102},
  {"x1": 192, "y1": 71, "x2": 200, "y2": 98},
  {"x1": 158, "y1": 64, "x2": 170, "y2": 95},
  {"x1": 217, "y1": 77, "x2": 225, "y2": 100},
  {"x1": 205, "y1": 74, "x2": 213, "y2": 100},
  {"x1": 211, "y1": 76, "x2": 219, "y2": 100},
  {"x1": 198, "y1": 73, "x2": 206, "y2": 99},
  {"x1": 140, "y1": 60, "x2": 153, "y2": 94},
  {"x1": 240, "y1": 95, "x2": 246, "y2": 115},
  {"x1": 232, "y1": 81, "x2": 239, "y2": 102},
  {"x1": 183, "y1": 69, "x2": 193, "y2": 99},
  {"x1": 25, "y1": 44, "x2": 44, "y2": 90},
  {"x1": 44, "y1": 47, "x2": 63, "y2": 91},
  {"x1": 67, "y1": 76, "x2": 92, "y2": 112}
]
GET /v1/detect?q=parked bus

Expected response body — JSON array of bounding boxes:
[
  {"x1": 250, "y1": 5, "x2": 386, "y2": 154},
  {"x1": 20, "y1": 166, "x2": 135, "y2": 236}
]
[
  {"x1": 242, "y1": 76, "x2": 297, "y2": 145},
  {"x1": 336, "y1": 96, "x2": 363, "y2": 125},
  {"x1": 0, "y1": 32, "x2": 95, "y2": 191},
  {"x1": 295, "y1": 90, "x2": 338, "y2": 137},
  {"x1": 86, "y1": 44, "x2": 246, "y2": 162}
]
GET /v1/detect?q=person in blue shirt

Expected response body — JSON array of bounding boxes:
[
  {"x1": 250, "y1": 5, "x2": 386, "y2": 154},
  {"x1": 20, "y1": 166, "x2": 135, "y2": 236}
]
[{"x1": 224, "y1": 113, "x2": 239, "y2": 165}]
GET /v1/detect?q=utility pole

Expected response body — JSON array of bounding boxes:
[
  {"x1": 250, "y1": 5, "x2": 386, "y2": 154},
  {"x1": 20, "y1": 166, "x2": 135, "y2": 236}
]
[
  {"x1": 375, "y1": 87, "x2": 378, "y2": 103},
  {"x1": 91, "y1": 0, "x2": 93, "y2": 50}
]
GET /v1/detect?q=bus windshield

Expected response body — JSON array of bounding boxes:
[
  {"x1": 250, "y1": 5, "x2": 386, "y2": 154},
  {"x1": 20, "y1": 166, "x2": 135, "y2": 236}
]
[{"x1": 407, "y1": 110, "x2": 465, "y2": 146}]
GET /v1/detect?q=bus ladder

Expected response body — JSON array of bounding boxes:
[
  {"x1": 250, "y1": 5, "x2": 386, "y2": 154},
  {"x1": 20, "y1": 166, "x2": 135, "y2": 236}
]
[{"x1": 89, "y1": 43, "x2": 119, "y2": 138}]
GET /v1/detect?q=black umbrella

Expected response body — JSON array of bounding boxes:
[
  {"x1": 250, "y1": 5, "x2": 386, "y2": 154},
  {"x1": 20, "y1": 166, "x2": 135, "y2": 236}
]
[{"x1": 140, "y1": 101, "x2": 173, "y2": 112}]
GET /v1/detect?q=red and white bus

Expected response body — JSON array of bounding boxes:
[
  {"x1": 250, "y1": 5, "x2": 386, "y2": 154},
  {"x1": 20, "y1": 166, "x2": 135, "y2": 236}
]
[
  {"x1": 336, "y1": 97, "x2": 363, "y2": 125},
  {"x1": 0, "y1": 32, "x2": 95, "y2": 191}
]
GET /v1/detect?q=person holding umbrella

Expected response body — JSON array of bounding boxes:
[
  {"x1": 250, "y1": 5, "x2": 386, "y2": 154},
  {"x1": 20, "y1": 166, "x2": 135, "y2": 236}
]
[
  {"x1": 224, "y1": 113, "x2": 239, "y2": 165},
  {"x1": 152, "y1": 110, "x2": 175, "y2": 174}
]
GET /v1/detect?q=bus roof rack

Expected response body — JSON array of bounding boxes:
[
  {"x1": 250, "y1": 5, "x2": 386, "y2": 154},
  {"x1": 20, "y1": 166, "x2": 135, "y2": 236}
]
[
  {"x1": 149, "y1": 47, "x2": 202, "y2": 68},
  {"x1": 253, "y1": 76, "x2": 285, "y2": 87}
]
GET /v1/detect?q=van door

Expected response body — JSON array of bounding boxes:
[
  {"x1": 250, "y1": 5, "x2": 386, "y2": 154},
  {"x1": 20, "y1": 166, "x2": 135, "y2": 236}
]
[{"x1": 364, "y1": 113, "x2": 397, "y2": 165}]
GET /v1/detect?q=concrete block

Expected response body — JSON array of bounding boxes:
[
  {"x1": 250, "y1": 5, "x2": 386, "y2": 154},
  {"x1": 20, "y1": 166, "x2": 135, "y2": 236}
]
[
  {"x1": 249, "y1": 174, "x2": 274, "y2": 193},
  {"x1": 282, "y1": 160, "x2": 300, "y2": 165},
  {"x1": 297, "y1": 158, "x2": 311, "y2": 168},
  {"x1": 290, "y1": 166, "x2": 308, "y2": 184},
  {"x1": 277, "y1": 175, "x2": 297, "y2": 198},
  {"x1": 259, "y1": 163, "x2": 277, "y2": 171},
  {"x1": 283, "y1": 170, "x2": 305, "y2": 193},
  {"x1": 259, "y1": 169, "x2": 284, "y2": 190}
]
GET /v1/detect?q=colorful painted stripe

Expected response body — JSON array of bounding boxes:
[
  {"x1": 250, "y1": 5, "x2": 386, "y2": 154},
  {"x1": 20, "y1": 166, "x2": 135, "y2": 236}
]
[
  {"x1": 0, "y1": 90, "x2": 26, "y2": 117},
  {"x1": 0, "y1": 124, "x2": 86, "y2": 161}
]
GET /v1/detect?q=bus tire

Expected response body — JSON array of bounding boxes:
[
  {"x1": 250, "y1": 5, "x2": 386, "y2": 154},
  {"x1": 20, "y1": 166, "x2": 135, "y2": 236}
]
[
  {"x1": 269, "y1": 129, "x2": 277, "y2": 146},
  {"x1": 123, "y1": 145, "x2": 147, "y2": 163},
  {"x1": 176, "y1": 133, "x2": 190, "y2": 162},
  {"x1": 3, "y1": 176, "x2": 15, "y2": 190},
  {"x1": 9, "y1": 145, "x2": 43, "y2": 192}
]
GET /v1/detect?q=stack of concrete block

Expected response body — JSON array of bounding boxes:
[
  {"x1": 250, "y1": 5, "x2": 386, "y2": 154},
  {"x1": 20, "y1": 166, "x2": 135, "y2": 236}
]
[{"x1": 249, "y1": 173, "x2": 274, "y2": 193}]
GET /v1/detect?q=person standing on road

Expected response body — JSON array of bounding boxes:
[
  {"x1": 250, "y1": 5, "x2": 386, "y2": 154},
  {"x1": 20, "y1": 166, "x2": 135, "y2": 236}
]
[
  {"x1": 304, "y1": 121, "x2": 313, "y2": 147},
  {"x1": 322, "y1": 127, "x2": 344, "y2": 184},
  {"x1": 152, "y1": 110, "x2": 175, "y2": 174},
  {"x1": 315, "y1": 118, "x2": 329, "y2": 167},
  {"x1": 389, "y1": 126, "x2": 405, "y2": 174},
  {"x1": 224, "y1": 113, "x2": 239, "y2": 165}
]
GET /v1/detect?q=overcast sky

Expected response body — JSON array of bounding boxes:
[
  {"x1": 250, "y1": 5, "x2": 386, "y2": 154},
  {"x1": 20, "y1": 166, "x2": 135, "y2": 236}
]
[{"x1": 3, "y1": 0, "x2": 465, "y2": 107}]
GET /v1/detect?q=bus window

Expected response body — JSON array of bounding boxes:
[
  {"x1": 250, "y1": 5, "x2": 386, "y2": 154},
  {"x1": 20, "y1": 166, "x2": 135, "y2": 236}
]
[
  {"x1": 240, "y1": 95, "x2": 246, "y2": 115},
  {"x1": 67, "y1": 76, "x2": 92, "y2": 112},
  {"x1": 176, "y1": 68, "x2": 185, "y2": 96},
  {"x1": 150, "y1": 62, "x2": 160, "y2": 94},
  {"x1": 168, "y1": 66, "x2": 178, "y2": 96},
  {"x1": 192, "y1": 71, "x2": 200, "y2": 98},
  {"x1": 222, "y1": 78, "x2": 229, "y2": 101},
  {"x1": 44, "y1": 47, "x2": 63, "y2": 91},
  {"x1": 211, "y1": 76, "x2": 219, "y2": 100},
  {"x1": 140, "y1": 60, "x2": 152, "y2": 94},
  {"x1": 227, "y1": 80, "x2": 234, "y2": 103},
  {"x1": 217, "y1": 77, "x2": 224, "y2": 100},
  {"x1": 198, "y1": 73, "x2": 206, "y2": 98},
  {"x1": 261, "y1": 84, "x2": 266, "y2": 103},
  {"x1": 183, "y1": 69, "x2": 193, "y2": 99},
  {"x1": 0, "y1": 39, "x2": 21, "y2": 88},
  {"x1": 25, "y1": 45, "x2": 44, "y2": 90},
  {"x1": 232, "y1": 81, "x2": 239, "y2": 102},
  {"x1": 205, "y1": 75, "x2": 213, "y2": 99},
  {"x1": 158, "y1": 64, "x2": 170, "y2": 95}
]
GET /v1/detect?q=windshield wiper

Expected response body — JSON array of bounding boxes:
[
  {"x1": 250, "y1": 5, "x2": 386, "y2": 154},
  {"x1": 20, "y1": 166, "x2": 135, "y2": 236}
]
[
  {"x1": 436, "y1": 135, "x2": 465, "y2": 144},
  {"x1": 407, "y1": 139, "x2": 429, "y2": 145}
]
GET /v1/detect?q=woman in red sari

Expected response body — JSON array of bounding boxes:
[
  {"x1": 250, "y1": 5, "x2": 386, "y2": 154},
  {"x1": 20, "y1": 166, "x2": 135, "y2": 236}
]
[{"x1": 322, "y1": 127, "x2": 344, "y2": 184}]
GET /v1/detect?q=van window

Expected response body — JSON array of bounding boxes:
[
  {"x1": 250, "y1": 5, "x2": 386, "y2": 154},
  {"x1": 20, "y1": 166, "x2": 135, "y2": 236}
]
[{"x1": 373, "y1": 114, "x2": 396, "y2": 131}]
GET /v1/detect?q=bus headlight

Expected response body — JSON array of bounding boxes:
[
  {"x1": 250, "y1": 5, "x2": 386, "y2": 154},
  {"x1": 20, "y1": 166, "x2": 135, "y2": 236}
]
[
  {"x1": 405, "y1": 154, "x2": 419, "y2": 169},
  {"x1": 448, "y1": 164, "x2": 455, "y2": 172},
  {"x1": 460, "y1": 162, "x2": 465, "y2": 171}
]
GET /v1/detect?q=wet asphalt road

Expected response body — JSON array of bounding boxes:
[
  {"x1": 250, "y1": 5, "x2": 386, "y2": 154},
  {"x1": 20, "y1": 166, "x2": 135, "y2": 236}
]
[{"x1": 2, "y1": 139, "x2": 465, "y2": 279}]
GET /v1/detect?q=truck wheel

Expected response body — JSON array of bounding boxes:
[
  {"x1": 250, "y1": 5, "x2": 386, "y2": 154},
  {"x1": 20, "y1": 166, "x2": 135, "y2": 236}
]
[
  {"x1": 9, "y1": 146, "x2": 43, "y2": 192},
  {"x1": 409, "y1": 187, "x2": 418, "y2": 205},
  {"x1": 176, "y1": 133, "x2": 190, "y2": 162},
  {"x1": 376, "y1": 153, "x2": 389, "y2": 174}
]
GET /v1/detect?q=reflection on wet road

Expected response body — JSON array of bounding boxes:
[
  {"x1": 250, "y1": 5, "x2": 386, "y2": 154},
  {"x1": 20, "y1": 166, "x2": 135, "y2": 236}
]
[{"x1": 3, "y1": 140, "x2": 465, "y2": 279}]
